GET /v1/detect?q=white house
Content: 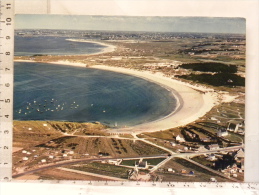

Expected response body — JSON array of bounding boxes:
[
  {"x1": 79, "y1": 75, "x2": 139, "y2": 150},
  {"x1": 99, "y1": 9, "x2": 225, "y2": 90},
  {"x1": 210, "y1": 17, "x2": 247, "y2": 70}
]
[
  {"x1": 168, "y1": 168, "x2": 175, "y2": 172},
  {"x1": 227, "y1": 122, "x2": 239, "y2": 132},
  {"x1": 22, "y1": 157, "x2": 29, "y2": 161},
  {"x1": 41, "y1": 159, "x2": 46, "y2": 163},
  {"x1": 217, "y1": 128, "x2": 228, "y2": 137},
  {"x1": 176, "y1": 135, "x2": 185, "y2": 143},
  {"x1": 108, "y1": 159, "x2": 122, "y2": 165},
  {"x1": 207, "y1": 144, "x2": 220, "y2": 150}
]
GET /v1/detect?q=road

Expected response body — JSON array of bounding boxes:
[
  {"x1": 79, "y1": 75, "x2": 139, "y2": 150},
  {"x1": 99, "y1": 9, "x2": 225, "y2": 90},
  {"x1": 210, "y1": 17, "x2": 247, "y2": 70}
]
[
  {"x1": 13, "y1": 131, "x2": 243, "y2": 182},
  {"x1": 12, "y1": 154, "x2": 168, "y2": 178}
]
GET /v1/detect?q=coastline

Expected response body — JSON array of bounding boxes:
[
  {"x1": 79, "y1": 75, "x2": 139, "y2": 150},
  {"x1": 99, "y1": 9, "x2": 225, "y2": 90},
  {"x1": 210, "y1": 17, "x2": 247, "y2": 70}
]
[
  {"x1": 15, "y1": 58, "x2": 217, "y2": 133},
  {"x1": 14, "y1": 39, "x2": 218, "y2": 133},
  {"x1": 66, "y1": 39, "x2": 116, "y2": 55},
  {"x1": 90, "y1": 65, "x2": 217, "y2": 133}
]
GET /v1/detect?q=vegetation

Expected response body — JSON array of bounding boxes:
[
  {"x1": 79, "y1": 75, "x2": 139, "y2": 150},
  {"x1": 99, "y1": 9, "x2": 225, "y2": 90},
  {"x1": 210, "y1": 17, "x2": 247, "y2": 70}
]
[
  {"x1": 68, "y1": 162, "x2": 131, "y2": 179},
  {"x1": 176, "y1": 73, "x2": 245, "y2": 87},
  {"x1": 180, "y1": 62, "x2": 237, "y2": 73}
]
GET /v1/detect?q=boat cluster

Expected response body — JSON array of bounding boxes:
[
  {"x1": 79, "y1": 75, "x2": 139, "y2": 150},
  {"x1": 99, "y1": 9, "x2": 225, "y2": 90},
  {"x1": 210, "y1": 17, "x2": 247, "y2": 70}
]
[{"x1": 16, "y1": 98, "x2": 80, "y2": 115}]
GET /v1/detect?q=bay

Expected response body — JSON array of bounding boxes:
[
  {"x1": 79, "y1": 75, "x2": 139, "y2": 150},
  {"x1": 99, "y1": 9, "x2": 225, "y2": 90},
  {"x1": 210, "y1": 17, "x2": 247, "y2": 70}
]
[{"x1": 14, "y1": 62, "x2": 177, "y2": 127}]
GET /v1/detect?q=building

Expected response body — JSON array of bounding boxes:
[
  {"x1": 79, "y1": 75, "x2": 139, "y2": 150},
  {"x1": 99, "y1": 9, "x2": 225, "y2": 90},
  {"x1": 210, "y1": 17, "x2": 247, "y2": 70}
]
[
  {"x1": 41, "y1": 159, "x2": 46, "y2": 163},
  {"x1": 217, "y1": 128, "x2": 228, "y2": 137},
  {"x1": 136, "y1": 159, "x2": 148, "y2": 169},
  {"x1": 207, "y1": 144, "x2": 220, "y2": 150},
  {"x1": 175, "y1": 135, "x2": 185, "y2": 143},
  {"x1": 206, "y1": 154, "x2": 217, "y2": 161},
  {"x1": 227, "y1": 122, "x2": 239, "y2": 133},
  {"x1": 235, "y1": 148, "x2": 245, "y2": 159},
  {"x1": 108, "y1": 159, "x2": 122, "y2": 166},
  {"x1": 22, "y1": 157, "x2": 29, "y2": 161}
]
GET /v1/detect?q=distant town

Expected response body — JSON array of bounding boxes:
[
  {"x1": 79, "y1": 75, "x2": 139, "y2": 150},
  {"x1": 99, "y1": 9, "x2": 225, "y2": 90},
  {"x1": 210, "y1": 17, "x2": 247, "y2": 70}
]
[{"x1": 13, "y1": 29, "x2": 245, "y2": 182}]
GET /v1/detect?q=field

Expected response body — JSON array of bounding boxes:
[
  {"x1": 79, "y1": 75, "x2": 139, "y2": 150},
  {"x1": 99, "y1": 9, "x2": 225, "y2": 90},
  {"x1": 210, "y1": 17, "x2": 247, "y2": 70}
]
[
  {"x1": 34, "y1": 168, "x2": 112, "y2": 180},
  {"x1": 67, "y1": 162, "x2": 131, "y2": 179},
  {"x1": 156, "y1": 158, "x2": 232, "y2": 182}
]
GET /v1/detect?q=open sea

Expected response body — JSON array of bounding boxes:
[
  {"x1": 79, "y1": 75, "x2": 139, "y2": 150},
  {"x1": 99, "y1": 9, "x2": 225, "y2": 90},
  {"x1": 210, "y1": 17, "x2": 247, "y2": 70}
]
[{"x1": 14, "y1": 36, "x2": 177, "y2": 127}]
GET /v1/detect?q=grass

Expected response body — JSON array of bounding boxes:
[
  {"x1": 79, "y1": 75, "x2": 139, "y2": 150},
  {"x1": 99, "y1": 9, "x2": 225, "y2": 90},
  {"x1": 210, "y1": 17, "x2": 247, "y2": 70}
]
[
  {"x1": 13, "y1": 120, "x2": 63, "y2": 148},
  {"x1": 120, "y1": 160, "x2": 138, "y2": 166},
  {"x1": 143, "y1": 128, "x2": 183, "y2": 140},
  {"x1": 177, "y1": 73, "x2": 245, "y2": 87},
  {"x1": 158, "y1": 157, "x2": 232, "y2": 182},
  {"x1": 68, "y1": 162, "x2": 131, "y2": 179},
  {"x1": 191, "y1": 156, "x2": 215, "y2": 167},
  {"x1": 180, "y1": 62, "x2": 238, "y2": 73},
  {"x1": 146, "y1": 158, "x2": 166, "y2": 165}
]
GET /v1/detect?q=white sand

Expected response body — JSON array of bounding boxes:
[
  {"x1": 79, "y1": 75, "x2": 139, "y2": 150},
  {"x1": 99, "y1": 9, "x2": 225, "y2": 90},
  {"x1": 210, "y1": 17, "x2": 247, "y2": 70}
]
[
  {"x1": 66, "y1": 39, "x2": 116, "y2": 55},
  {"x1": 14, "y1": 40, "x2": 218, "y2": 133},
  {"x1": 90, "y1": 65, "x2": 218, "y2": 133}
]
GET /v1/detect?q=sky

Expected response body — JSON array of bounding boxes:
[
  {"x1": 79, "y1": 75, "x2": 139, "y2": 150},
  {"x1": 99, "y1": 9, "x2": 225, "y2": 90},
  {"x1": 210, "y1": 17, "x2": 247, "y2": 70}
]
[{"x1": 15, "y1": 15, "x2": 245, "y2": 34}]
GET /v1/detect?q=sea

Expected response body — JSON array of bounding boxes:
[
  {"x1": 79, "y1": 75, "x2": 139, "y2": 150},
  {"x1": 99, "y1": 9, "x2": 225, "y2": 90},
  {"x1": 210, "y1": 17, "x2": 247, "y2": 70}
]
[{"x1": 14, "y1": 36, "x2": 177, "y2": 127}]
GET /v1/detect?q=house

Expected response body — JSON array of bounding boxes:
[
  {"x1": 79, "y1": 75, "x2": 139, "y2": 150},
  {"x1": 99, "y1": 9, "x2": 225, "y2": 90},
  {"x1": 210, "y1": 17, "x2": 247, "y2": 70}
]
[
  {"x1": 207, "y1": 144, "x2": 220, "y2": 150},
  {"x1": 206, "y1": 154, "x2": 217, "y2": 161},
  {"x1": 235, "y1": 148, "x2": 245, "y2": 159},
  {"x1": 41, "y1": 159, "x2": 46, "y2": 163},
  {"x1": 22, "y1": 157, "x2": 29, "y2": 161},
  {"x1": 176, "y1": 135, "x2": 185, "y2": 143},
  {"x1": 108, "y1": 159, "x2": 122, "y2": 165},
  {"x1": 136, "y1": 159, "x2": 148, "y2": 169},
  {"x1": 210, "y1": 178, "x2": 217, "y2": 182},
  {"x1": 181, "y1": 169, "x2": 187, "y2": 174},
  {"x1": 217, "y1": 128, "x2": 228, "y2": 137},
  {"x1": 197, "y1": 145, "x2": 207, "y2": 152},
  {"x1": 227, "y1": 122, "x2": 239, "y2": 133}
]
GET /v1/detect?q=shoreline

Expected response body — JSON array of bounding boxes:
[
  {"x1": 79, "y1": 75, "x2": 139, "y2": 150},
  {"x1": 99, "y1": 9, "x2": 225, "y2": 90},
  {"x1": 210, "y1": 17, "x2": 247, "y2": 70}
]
[
  {"x1": 90, "y1": 65, "x2": 217, "y2": 133},
  {"x1": 66, "y1": 39, "x2": 116, "y2": 56},
  {"x1": 14, "y1": 58, "x2": 218, "y2": 133}
]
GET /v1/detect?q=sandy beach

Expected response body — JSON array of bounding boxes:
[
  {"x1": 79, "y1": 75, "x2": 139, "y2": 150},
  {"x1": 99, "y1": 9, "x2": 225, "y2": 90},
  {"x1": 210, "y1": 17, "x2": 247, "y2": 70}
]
[
  {"x1": 14, "y1": 59, "x2": 217, "y2": 133},
  {"x1": 66, "y1": 39, "x2": 116, "y2": 55},
  {"x1": 14, "y1": 39, "x2": 218, "y2": 134},
  {"x1": 90, "y1": 65, "x2": 217, "y2": 133}
]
